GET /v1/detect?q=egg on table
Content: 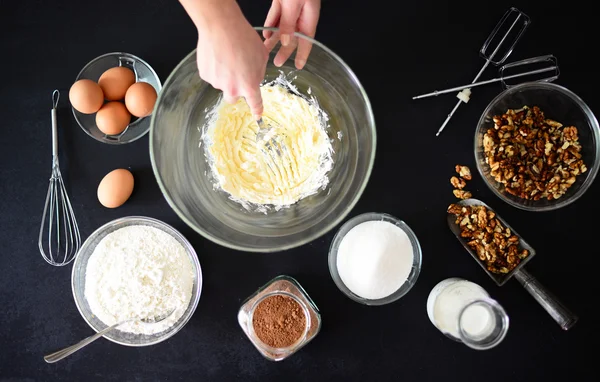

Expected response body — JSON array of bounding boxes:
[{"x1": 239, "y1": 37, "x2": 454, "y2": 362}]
[
  {"x1": 98, "y1": 67, "x2": 135, "y2": 101},
  {"x1": 97, "y1": 169, "x2": 134, "y2": 208},
  {"x1": 96, "y1": 101, "x2": 131, "y2": 135},
  {"x1": 125, "y1": 82, "x2": 157, "y2": 118},
  {"x1": 69, "y1": 79, "x2": 104, "y2": 114}
]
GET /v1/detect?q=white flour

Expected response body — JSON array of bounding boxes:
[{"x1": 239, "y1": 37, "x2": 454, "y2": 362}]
[{"x1": 84, "y1": 225, "x2": 195, "y2": 335}]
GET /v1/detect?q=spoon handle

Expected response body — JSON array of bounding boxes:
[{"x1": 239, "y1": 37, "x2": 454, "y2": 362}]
[
  {"x1": 44, "y1": 322, "x2": 124, "y2": 363},
  {"x1": 514, "y1": 268, "x2": 578, "y2": 330}
]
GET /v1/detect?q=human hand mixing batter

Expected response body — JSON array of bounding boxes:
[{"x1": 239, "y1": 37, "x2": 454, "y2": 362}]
[
  {"x1": 202, "y1": 79, "x2": 333, "y2": 211},
  {"x1": 179, "y1": 0, "x2": 321, "y2": 118}
]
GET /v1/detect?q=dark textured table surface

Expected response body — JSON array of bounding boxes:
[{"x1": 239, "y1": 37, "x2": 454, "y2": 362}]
[{"x1": 1, "y1": 0, "x2": 598, "y2": 380}]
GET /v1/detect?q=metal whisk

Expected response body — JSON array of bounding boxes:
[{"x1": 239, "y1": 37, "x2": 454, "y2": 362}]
[{"x1": 38, "y1": 90, "x2": 81, "y2": 266}]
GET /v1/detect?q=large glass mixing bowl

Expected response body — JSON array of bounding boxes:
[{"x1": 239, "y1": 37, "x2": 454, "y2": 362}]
[{"x1": 150, "y1": 28, "x2": 376, "y2": 252}]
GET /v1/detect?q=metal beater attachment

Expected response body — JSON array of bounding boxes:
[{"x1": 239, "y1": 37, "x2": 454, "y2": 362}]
[
  {"x1": 433, "y1": 7, "x2": 530, "y2": 136},
  {"x1": 413, "y1": 55, "x2": 559, "y2": 99},
  {"x1": 38, "y1": 90, "x2": 81, "y2": 266}
]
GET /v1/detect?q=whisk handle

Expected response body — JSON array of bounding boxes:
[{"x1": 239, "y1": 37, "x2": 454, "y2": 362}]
[
  {"x1": 44, "y1": 321, "x2": 124, "y2": 363},
  {"x1": 51, "y1": 90, "x2": 59, "y2": 158},
  {"x1": 51, "y1": 108, "x2": 58, "y2": 158}
]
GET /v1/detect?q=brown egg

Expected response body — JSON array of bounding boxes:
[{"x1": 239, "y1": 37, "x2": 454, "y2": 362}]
[
  {"x1": 69, "y1": 79, "x2": 104, "y2": 114},
  {"x1": 98, "y1": 67, "x2": 135, "y2": 101},
  {"x1": 97, "y1": 169, "x2": 134, "y2": 208},
  {"x1": 96, "y1": 102, "x2": 131, "y2": 135},
  {"x1": 125, "y1": 82, "x2": 158, "y2": 117}
]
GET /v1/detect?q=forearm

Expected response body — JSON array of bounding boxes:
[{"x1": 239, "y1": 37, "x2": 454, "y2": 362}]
[{"x1": 179, "y1": 0, "x2": 242, "y2": 30}]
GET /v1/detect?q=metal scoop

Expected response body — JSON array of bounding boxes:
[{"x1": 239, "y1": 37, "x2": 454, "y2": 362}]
[
  {"x1": 434, "y1": 7, "x2": 530, "y2": 136},
  {"x1": 43, "y1": 309, "x2": 175, "y2": 363},
  {"x1": 447, "y1": 198, "x2": 577, "y2": 330}
]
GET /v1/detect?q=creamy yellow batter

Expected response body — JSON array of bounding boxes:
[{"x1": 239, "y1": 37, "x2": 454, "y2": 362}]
[{"x1": 206, "y1": 84, "x2": 333, "y2": 207}]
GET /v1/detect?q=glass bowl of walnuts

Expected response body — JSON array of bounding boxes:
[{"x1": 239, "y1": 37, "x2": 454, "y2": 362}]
[{"x1": 474, "y1": 82, "x2": 600, "y2": 211}]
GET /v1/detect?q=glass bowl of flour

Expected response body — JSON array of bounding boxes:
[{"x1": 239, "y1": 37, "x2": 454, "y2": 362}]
[
  {"x1": 71, "y1": 216, "x2": 202, "y2": 346},
  {"x1": 150, "y1": 27, "x2": 376, "y2": 252}
]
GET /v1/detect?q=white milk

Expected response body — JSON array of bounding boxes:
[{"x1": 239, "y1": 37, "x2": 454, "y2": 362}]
[{"x1": 426, "y1": 278, "x2": 489, "y2": 339}]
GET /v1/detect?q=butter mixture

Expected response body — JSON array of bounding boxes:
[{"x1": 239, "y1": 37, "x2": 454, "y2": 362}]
[{"x1": 203, "y1": 80, "x2": 333, "y2": 209}]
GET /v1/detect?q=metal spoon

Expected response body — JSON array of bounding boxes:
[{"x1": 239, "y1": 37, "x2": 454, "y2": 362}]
[{"x1": 44, "y1": 310, "x2": 175, "y2": 363}]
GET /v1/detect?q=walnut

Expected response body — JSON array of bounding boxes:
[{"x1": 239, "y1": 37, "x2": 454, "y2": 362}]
[
  {"x1": 447, "y1": 204, "x2": 530, "y2": 275},
  {"x1": 563, "y1": 126, "x2": 578, "y2": 141},
  {"x1": 450, "y1": 176, "x2": 466, "y2": 189},
  {"x1": 455, "y1": 165, "x2": 472, "y2": 180},
  {"x1": 483, "y1": 106, "x2": 587, "y2": 201},
  {"x1": 451, "y1": 165, "x2": 474, "y2": 198},
  {"x1": 453, "y1": 189, "x2": 472, "y2": 199},
  {"x1": 447, "y1": 204, "x2": 463, "y2": 215}
]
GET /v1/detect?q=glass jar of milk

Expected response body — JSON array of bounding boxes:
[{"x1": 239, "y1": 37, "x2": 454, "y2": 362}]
[{"x1": 426, "y1": 278, "x2": 509, "y2": 350}]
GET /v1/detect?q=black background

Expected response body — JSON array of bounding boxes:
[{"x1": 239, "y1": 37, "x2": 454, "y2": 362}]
[{"x1": 1, "y1": 0, "x2": 598, "y2": 381}]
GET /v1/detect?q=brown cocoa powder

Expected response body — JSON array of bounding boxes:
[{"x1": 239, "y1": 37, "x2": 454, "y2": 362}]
[{"x1": 252, "y1": 294, "x2": 306, "y2": 348}]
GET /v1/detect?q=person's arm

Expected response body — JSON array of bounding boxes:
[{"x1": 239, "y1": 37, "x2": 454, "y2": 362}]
[
  {"x1": 179, "y1": 0, "x2": 268, "y2": 117},
  {"x1": 179, "y1": 0, "x2": 233, "y2": 30}
]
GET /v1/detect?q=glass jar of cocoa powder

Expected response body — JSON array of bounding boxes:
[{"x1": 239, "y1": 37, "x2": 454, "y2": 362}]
[{"x1": 238, "y1": 275, "x2": 321, "y2": 361}]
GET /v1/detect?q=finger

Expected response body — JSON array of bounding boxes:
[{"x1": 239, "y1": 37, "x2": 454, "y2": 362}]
[
  {"x1": 263, "y1": 0, "x2": 281, "y2": 39},
  {"x1": 264, "y1": 32, "x2": 279, "y2": 53},
  {"x1": 278, "y1": 0, "x2": 302, "y2": 46},
  {"x1": 274, "y1": 37, "x2": 297, "y2": 67},
  {"x1": 223, "y1": 92, "x2": 240, "y2": 105},
  {"x1": 244, "y1": 87, "x2": 264, "y2": 118},
  {"x1": 295, "y1": 2, "x2": 320, "y2": 69}
]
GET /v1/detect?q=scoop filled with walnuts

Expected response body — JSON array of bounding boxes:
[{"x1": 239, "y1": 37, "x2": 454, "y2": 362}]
[
  {"x1": 482, "y1": 105, "x2": 587, "y2": 201},
  {"x1": 447, "y1": 203, "x2": 529, "y2": 274}
]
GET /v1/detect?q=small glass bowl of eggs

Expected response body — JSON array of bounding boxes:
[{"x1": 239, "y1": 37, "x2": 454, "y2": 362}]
[{"x1": 69, "y1": 52, "x2": 162, "y2": 145}]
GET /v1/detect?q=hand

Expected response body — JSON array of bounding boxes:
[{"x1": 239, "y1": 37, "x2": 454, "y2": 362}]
[
  {"x1": 263, "y1": 0, "x2": 321, "y2": 69},
  {"x1": 183, "y1": 0, "x2": 268, "y2": 117}
]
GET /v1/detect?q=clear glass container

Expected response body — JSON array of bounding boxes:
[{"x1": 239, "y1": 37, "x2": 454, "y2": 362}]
[
  {"x1": 150, "y1": 27, "x2": 376, "y2": 252},
  {"x1": 458, "y1": 298, "x2": 510, "y2": 350},
  {"x1": 73, "y1": 52, "x2": 162, "y2": 145},
  {"x1": 328, "y1": 212, "x2": 422, "y2": 305},
  {"x1": 71, "y1": 216, "x2": 202, "y2": 347},
  {"x1": 426, "y1": 278, "x2": 509, "y2": 350},
  {"x1": 238, "y1": 275, "x2": 321, "y2": 361},
  {"x1": 475, "y1": 82, "x2": 600, "y2": 211}
]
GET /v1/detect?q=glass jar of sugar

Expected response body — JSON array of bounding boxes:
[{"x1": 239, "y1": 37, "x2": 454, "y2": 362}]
[
  {"x1": 237, "y1": 275, "x2": 321, "y2": 361},
  {"x1": 426, "y1": 278, "x2": 509, "y2": 350}
]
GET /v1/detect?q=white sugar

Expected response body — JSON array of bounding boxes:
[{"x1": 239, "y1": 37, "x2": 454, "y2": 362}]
[{"x1": 336, "y1": 220, "x2": 414, "y2": 300}]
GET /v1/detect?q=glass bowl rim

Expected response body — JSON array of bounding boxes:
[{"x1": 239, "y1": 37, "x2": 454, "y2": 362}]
[
  {"x1": 328, "y1": 212, "x2": 423, "y2": 306},
  {"x1": 71, "y1": 215, "x2": 203, "y2": 347},
  {"x1": 149, "y1": 26, "x2": 377, "y2": 252},
  {"x1": 474, "y1": 81, "x2": 600, "y2": 211}
]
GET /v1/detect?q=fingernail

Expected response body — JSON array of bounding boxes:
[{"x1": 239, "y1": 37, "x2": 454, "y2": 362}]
[
  {"x1": 281, "y1": 34, "x2": 290, "y2": 46},
  {"x1": 296, "y1": 59, "x2": 306, "y2": 69},
  {"x1": 253, "y1": 114, "x2": 261, "y2": 121}
]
